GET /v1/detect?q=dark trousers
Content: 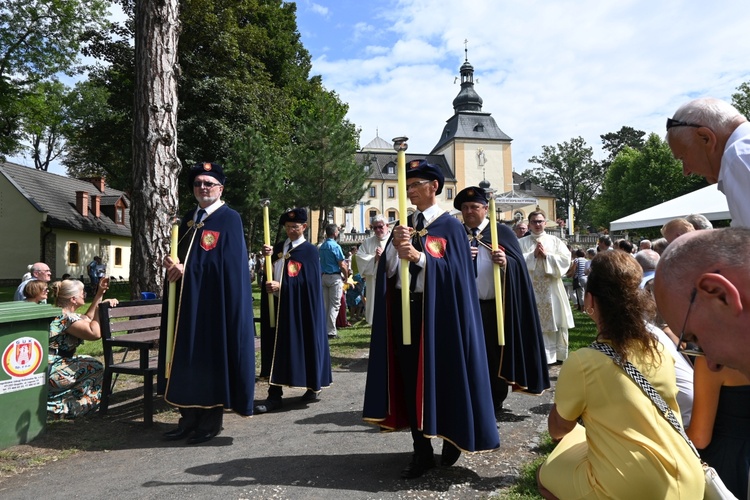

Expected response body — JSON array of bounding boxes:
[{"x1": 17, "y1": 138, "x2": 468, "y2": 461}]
[
  {"x1": 391, "y1": 293, "x2": 433, "y2": 458},
  {"x1": 178, "y1": 406, "x2": 224, "y2": 435},
  {"x1": 480, "y1": 300, "x2": 509, "y2": 410}
]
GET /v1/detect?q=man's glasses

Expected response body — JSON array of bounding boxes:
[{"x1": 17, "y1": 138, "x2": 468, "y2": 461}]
[
  {"x1": 193, "y1": 181, "x2": 222, "y2": 188},
  {"x1": 371, "y1": 225, "x2": 386, "y2": 230},
  {"x1": 284, "y1": 224, "x2": 303, "y2": 230},
  {"x1": 676, "y1": 288, "x2": 704, "y2": 357},
  {"x1": 406, "y1": 180, "x2": 431, "y2": 191},
  {"x1": 666, "y1": 118, "x2": 703, "y2": 130},
  {"x1": 529, "y1": 220, "x2": 545, "y2": 225}
]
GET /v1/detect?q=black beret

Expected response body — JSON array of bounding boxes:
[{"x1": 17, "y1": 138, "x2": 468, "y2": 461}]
[
  {"x1": 279, "y1": 208, "x2": 307, "y2": 225},
  {"x1": 453, "y1": 186, "x2": 488, "y2": 210},
  {"x1": 188, "y1": 162, "x2": 226, "y2": 188},
  {"x1": 405, "y1": 159, "x2": 444, "y2": 195}
]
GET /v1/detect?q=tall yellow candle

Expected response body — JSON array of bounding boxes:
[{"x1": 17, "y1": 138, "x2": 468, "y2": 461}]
[
  {"x1": 166, "y1": 217, "x2": 180, "y2": 377},
  {"x1": 488, "y1": 196, "x2": 505, "y2": 345},
  {"x1": 262, "y1": 200, "x2": 275, "y2": 327},
  {"x1": 393, "y1": 137, "x2": 411, "y2": 345}
]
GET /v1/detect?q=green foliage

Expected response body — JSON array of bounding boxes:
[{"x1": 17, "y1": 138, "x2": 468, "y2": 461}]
[
  {"x1": 592, "y1": 133, "x2": 706, "y2": 229},
  {"x1": 223, "y1": 126, "x2": 290, "y2": 249},
  {"x1": 20, "y1": 80, "x2": 75, "y2": 171},
  {"x1": 732, "y1": 81, "x2": 750, "y2": 119},
  {"x1": 600, "y1": 126, "x2": 646, "y2": 168},
  {"x1": 285, "y1": 90, "x2": 369, "y2": 242},
  {"x1": 523, "y1": 136, "x2": 605, "y2": 227},
  {"x1": 0, "y1": 0, "x2": 109, "y2": 157}
]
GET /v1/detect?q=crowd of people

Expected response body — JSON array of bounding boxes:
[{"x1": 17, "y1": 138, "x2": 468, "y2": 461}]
[{"x1": 11, "y1": 96, "x2": 750, "y2": 496}]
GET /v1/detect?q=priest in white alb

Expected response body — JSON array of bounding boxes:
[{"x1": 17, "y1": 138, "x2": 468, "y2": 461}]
[
  {"x1": 355, "y1": 215, "x2": 390, "y2": 324},
  {"x1": 518, "y1": 210, "x2": 574, "y2": 364}
]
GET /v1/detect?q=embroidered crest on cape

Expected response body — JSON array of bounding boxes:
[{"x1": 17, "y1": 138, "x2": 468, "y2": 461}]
[
  {"x1": 200, "y1": 230, "x2": 220, "y2": 251},
  {"x1": 425, "y1": 235, "x2": 447, "y2": 258},
  {"x1": 286, "y1": 259, "x2": 302, "y2": 277}
]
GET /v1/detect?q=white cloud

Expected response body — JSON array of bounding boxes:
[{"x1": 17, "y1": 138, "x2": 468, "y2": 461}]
[
  {"x1": 302, "y1": 0, "x2": 750, "y2": 172},
  {"x1": 308, "y1": 2, "x2": 329, "y2": 17}
]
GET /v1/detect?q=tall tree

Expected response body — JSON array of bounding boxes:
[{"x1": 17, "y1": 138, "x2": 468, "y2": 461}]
[
  {"x1": 20, "y1": 80, "x2": 74, "y2": 171},
  {"x1": 223, "y1": 126, "x2": 289, "y2": 250},
  {"x1": 600, "y1": 126, "x2": 646, "y2": 168},
  {"x1": 732, "y1": 81, "x2": 750, "y2": 119},
  {"x1": 591, "y1": 133, "x2": 706, "y2": 229},
  {"x1": 522, "y1": 136, "x2": 604, "y2": 228},
  {"x1": 130, "y1": 0, "x2": 181, "y2": 298},
  {"x1": 286, "y1": 90, "x2": 369, "y2": 242},
  {"x1": 0, "y1": 0, "x2": 108, "y2": 156}
]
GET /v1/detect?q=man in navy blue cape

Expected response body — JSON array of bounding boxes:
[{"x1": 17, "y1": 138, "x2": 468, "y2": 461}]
[
  {"x1": 454, "y1": 186, "x2": 550, "y2": 412},
  {"x1": 363, "y1": 160, "x2": 499, "y2": 479},
  {"x1": 157, "y1": 162, "x2": 256, "y2": 445},
  {"x1": 254, "y1": 208, "x2": 331, "y2": 414}
]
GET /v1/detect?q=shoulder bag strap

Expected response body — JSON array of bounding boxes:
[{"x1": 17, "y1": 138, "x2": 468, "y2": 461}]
[{"x1": 589, "y1": 341, "x2": 700, "y2": 457}]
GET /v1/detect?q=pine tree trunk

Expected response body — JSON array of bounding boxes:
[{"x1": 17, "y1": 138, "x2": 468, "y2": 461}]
[{"x1": 130, "y1": 0, "x2": 181, "y2": 299}]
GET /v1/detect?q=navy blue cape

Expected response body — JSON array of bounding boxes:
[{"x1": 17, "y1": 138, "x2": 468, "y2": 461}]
[
  {"x1": 263, "y1": 240, "x2": 331, "y2": 391},
  {"x1": 363, "y1": 212, "x2": 500, "y2": 452},
  {"x1": 477, "y1": 223, "x2": 550, "y2": 394},
  {"x1": 157, "y1": 204, "x2": 256, "y2": 415}
]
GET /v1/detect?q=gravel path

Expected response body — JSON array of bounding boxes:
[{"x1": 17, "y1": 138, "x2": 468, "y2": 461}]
[{"x1": 0, "y1": 357, "x2": 557, "y2": 499}]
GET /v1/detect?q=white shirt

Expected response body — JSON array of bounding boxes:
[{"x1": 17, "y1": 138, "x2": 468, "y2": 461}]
[
  {"x1": 385, "y1": 204, "x2": 444, "y2": 293},
  {"x1": 718, "y1": 121, "x2": 750, "y2": 228}
]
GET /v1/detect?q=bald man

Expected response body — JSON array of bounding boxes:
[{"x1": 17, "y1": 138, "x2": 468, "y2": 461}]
[{"x1": 654, "y1": 227, "x2": 750, "y2": 378}]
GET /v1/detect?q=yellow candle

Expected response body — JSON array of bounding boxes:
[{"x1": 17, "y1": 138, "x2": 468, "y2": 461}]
[
  {"x1": 488, "y1": 196, "x2": 505, "y2": 345},
  {"x1": 394, "y1": 137, "x2": 411, "y2": 345},
  {"x1": 166, "y1": 218, "x2": 180, "y2": 377},
  {"x1": 262, "y1": 200, "x2": 275, "y2": 327}
]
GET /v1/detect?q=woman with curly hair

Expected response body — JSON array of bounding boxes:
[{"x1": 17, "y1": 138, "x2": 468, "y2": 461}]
[
  {"x1": 537, "y1": 251, "x2": 703, "y2": 499},
  {"x1": 47, "y1": 278, "x2": 118, "y2": 418}
]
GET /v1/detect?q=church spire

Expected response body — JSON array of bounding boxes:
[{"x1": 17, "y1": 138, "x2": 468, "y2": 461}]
[{"x1": 452, "y1": 39, "x2": 483, "y2": 113}]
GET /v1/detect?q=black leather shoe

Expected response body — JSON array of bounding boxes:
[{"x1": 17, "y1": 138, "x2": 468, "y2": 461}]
[
  {"x1": 440, "y1": 440, "x2": 461, "y2": 467},
  {"x1": 254, "y1": 398, "x2": 283, "y2": 414},
  {"x1": 300, "y1": 390, "x2": 319, "y2": 402},
  {"x1": 162, "y1": 427, "x2": 193, "y2": 441},
  {"x1": 186, "y1": 430, "x2": 219, "y2": 445},
  {"x1": 400, "y1": 454, "x2": 435, "y2": 479}
]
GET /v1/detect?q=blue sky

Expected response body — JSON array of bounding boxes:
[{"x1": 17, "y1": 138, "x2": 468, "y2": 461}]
[
  {"x1": 14, "y1": 0, "x2": 750, "y2": 177},
  {"x1": 292, "y1": 0, "x2": 750, "y2": 171}
]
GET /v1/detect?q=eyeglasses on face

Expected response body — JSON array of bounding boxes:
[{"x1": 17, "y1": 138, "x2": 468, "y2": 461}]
[
  {"x1": 193, "y1": 181, "x2": 222, "y2": 188},
  {"x1": 666, "y1": 117, "x2": 703, "y2": 130},
  {"x1": 371, "y1": 225, "x2": 386, "y2": 230},
  {"x1": 676, "y1": 288, "x2": 704, "y2": 357},
  {"x1": 529, "y1": 220, "x2": 545, "y2": 225},
  {"x1": 284, "y1": 224, "x2": 303, "y2": 231},
  {"x1": 406, "y1": 180, "x2": 432, "y2": 191}
]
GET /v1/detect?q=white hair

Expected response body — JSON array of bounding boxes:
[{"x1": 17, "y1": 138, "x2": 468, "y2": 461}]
[{"x1": 669, "y1": 97, "x2": 745, "y2": 140}]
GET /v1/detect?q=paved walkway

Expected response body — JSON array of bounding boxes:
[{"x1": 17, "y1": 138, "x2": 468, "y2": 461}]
[{"x1": 0, "y1": 357, "x2": 557, "y2": 499}]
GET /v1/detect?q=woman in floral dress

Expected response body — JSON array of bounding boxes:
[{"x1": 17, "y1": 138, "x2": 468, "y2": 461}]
[{"x1": 48, "y1": 277, "x2": 118, "y2": 418}]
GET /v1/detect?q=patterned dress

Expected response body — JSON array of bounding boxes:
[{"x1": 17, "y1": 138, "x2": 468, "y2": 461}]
[{"x1": 47, "y1": 313, "x2": 104, "y2": 418}]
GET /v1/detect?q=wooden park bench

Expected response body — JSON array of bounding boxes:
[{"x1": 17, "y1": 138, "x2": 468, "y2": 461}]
[{"x1": 98, "y1": 299, "x2": 162, "y2": 425}]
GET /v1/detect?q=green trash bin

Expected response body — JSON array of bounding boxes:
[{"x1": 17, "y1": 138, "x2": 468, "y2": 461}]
[{"x1": 0, "y1": 301, "x2": 60, "y2": 449}]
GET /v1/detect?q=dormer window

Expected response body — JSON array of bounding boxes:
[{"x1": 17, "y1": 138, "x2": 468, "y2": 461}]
[
  {"x1": 386, "y1": 164, "x2": 395, "y2": 175},
  {"x1": 473, "y1": 123, "x2": 484, "y2": 132}
]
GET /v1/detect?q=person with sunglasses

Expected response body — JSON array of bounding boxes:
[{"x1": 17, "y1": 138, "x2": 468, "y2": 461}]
[
  {"x1": 158, "y1": 162, "x2": 256, "y2": 445},
  {"x1": 667, "y1": 97, "x2": 750, "y2": 228}
]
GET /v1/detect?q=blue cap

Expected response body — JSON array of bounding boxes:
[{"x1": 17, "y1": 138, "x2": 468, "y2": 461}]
[
  {"x1": 453, "y1": 186, "x2": 488, "y2": 210},
  {"x1": 189, "y1": 162, "x2": 225, "y2": 188},
  {"x1": 279, "y1": 208, "x2": 307, "y2": 225},
  {"x1": 406, "y1": 159, "x2": 444, "y2": 195}
]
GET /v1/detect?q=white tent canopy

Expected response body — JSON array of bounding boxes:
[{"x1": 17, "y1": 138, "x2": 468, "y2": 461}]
[{"x1": 609, "y1": 184, "x2": 730, "y2": 231}]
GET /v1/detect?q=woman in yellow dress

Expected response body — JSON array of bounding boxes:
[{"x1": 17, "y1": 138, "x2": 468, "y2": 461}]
[{"x1": 537, "y1": 251, "x2": 704, "y2": 499}]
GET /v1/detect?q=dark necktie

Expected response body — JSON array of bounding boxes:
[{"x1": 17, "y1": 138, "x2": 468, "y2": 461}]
[
  {"x1": 196, "y1": 208, "x2": 207, "y2": 224},
  {"x1": 470, "y1": 227, "x2": 479, "y2": 277},
  {"x1": 409, "y1": 213, "x2": 425, "y2": 292}
]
